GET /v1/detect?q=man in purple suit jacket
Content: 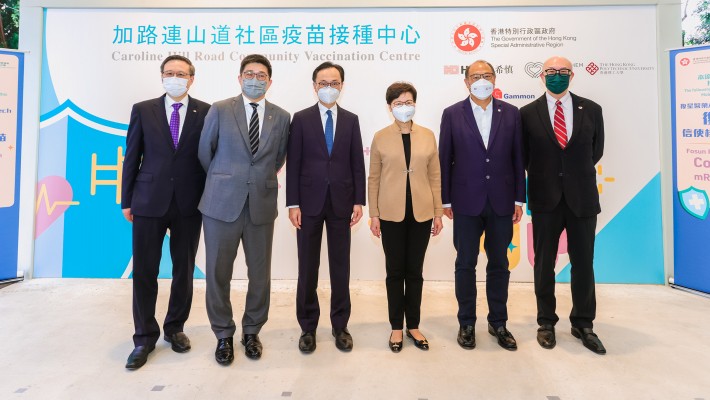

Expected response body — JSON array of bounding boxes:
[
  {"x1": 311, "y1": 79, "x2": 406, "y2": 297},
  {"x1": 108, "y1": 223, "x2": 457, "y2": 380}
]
[
  {"x1": 286, "y1": 62, "x2": 366, "y2": 353},
  {"x1": 439, "y1": 60, "x2": 525, "y2": 351}
]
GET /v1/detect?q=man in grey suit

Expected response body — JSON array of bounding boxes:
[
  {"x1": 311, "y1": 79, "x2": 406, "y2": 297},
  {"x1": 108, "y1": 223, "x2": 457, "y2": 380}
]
[{"x1": 198, "y1": 54, "x2": 290, "y2": 365}]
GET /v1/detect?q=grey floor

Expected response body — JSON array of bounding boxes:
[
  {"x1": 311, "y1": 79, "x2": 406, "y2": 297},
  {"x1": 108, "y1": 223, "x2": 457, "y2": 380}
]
[{"x1": 1, "y1": 279, "x2": 709, "y2": 400}]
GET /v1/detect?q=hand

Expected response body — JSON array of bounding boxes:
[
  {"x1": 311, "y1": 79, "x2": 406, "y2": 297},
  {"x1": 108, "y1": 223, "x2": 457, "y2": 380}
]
[
  {"x1": 431, "y1": 217, "x2": 443, "y2": 236},
  {"x1": 512, "y1": 205, "x2": 523, "y2": 224},
  {"x1": 122, "y1": 208, "x2": 133, "y2": 223},
  {"x1": 370, "y1": 217, "x2": 381, "y2": 238},
  {"x1": 289, "y1": 207, "x2": 302, "y2": 229},
  {"x1": 350, "y1": 205, "x2": 363, "y2": 227},
  {"x1": 443, "y1": 208, "x2": 454, "y2": 220}
]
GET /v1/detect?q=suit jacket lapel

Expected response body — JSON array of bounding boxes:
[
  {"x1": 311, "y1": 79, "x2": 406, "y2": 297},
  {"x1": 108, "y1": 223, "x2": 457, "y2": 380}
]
[
  {"x1": 308, "y1": 104, "x2": 329, "y2": 158},
  {"x1": 535, "y1": 94, "x2": 558, "y2": 147},
  {"x1": 461, "y1": 98, "x2": 486, "y2": 150},
  {"x1": 153, "y1": 95, "x2": 176, "y2": 150},
  {"x1": 231, "y1": 95, "x2": 253, "y2": 157},
  {"x1": 568, "y1": 93, "x2": 584, "y2": 148},
  {"x1": 487, "y1": 98, "x2": 503, "y2": 150},
  {"x1": 175, "y1": 95, "x2": 198, "y2": 152}
]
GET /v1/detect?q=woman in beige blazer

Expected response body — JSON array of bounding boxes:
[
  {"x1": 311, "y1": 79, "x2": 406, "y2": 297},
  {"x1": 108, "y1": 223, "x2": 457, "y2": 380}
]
[{"x1": 368, "y1": 82, "x2": 443, "y2": 353}]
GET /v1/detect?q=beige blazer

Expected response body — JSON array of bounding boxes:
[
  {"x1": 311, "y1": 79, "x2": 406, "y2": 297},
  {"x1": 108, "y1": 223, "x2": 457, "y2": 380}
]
[{"x1": 368, "y1": 122, "x2": 443, "y2": 222}]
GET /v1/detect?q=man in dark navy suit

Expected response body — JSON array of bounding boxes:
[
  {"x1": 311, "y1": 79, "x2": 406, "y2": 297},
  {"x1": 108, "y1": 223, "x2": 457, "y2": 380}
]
[
  {"x1": 121, "y1": 55, "x2": 210, "y2": 369},
  {"x1": 521, "y1": 56, "x2": 606, "y2": 355},
  {"x1": 286, "y1": 62, "x2": 366, "y2": 353},
  {"x1": 439, "y1": 60, "x2": 525, "y2": 351}
]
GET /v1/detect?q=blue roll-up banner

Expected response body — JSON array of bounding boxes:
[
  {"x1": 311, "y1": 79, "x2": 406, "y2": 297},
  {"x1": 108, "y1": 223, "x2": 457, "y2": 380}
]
[
  {"x1": 0, "y1": 49, "x2": 24, "y2": 281},
  {"x1": 670, "y1": 44, "x2": 710, "y2": 294}
]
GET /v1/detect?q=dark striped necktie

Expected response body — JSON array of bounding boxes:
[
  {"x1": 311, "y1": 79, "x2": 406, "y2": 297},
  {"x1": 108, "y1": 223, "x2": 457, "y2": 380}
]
[{"x1": 248, "y1": 102, "x2": 259, "y2": 155}]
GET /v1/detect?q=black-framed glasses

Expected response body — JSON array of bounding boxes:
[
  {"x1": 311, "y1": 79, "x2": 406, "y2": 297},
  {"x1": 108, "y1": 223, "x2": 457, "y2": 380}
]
[
  {"x1": 242, "y1": 71, "x2": 269, "y2": 81},
  {"x1": 543, "y1": 68, "x2": 572, "y2": 76},
  {"x1": 468, "y1": 73, "x2": 495, "y2": 80},
  {"x1": 162, "y1": 71, "x2": 191, "y2": 78},
  {"x1": 316, "y1": 81, "x2": 342, "y2": 89},
  {"x1": 392, "y1": 100, "x2": 415, "y2": 108}
]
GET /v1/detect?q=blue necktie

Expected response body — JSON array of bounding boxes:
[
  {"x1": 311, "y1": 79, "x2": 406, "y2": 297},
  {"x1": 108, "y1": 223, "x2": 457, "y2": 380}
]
[{"x1": 325, "y1": 109, "x2": 334, "y2": 156}]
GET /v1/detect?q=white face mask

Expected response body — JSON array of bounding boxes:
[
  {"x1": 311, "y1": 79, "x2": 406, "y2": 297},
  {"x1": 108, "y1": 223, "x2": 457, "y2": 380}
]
[
  {"x1": 163, "y1": 77, "x2": 189, "y2": 98},
  {"x1": 470, "y1": 79, "x2": 494, "y2": 100},
  {"x1": 317, "y1": 86, "x2": 340, "y2": 104},
  {"x1": 392, "y1": 105, "x2": 416, "y2": 123}
]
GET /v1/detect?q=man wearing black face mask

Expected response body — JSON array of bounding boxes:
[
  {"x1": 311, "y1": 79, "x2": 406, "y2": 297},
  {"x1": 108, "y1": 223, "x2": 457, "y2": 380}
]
[
  {"x1": 520, "y1": 56, "x2": 606, "y2": 355},
  {"x1": 199, "y1": 54, "x2": 291, "y2": 365}
]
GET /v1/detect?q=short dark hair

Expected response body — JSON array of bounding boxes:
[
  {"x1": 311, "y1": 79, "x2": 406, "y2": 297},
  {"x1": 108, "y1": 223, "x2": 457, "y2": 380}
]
[
  {"x1": 312, "y1": 61, "x2": 345, "y2": 82},
  {"x1": 386, "y1": 82, "x2": 417, "y2": 104},
  {"x1": 240, "y1": 54, "x2": 272, "y2": 77},
  {"x1": 465, "y1": 60, "x2": 496, "y2": 77},
  {"x1": 160, "y1": 55, "x2": 195, "y2": 75}
]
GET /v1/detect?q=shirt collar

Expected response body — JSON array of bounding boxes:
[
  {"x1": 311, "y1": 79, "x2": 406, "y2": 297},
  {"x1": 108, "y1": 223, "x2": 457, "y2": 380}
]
[
  {"x1": 318, "y1": 101, "x2": 337, "y2": 117},
  {"x1": 469, "y1": 96, "x2": 493, "y2": 112},
  {"x1": 545, "y1": 91, "x2": 572, "y2": 108},
  {"x1": 165, "y1": 95, "x2": 189, "y2": 109},
  {"x1": 244, "y1": 97, "x2": 266, "y2": 109}
]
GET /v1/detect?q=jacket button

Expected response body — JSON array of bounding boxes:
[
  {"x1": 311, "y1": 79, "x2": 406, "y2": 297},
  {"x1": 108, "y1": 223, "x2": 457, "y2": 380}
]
[
  {"x1": 247, "y1": 181, "x2": 251, "y2": 184},
  {"x1": 486, "y1": 158, "x2": 490, "y2": 163},
  {"x1": 486, "y1": 175, "x2": 490, "y2": 180},
  {"x1": 558, "y1": 173, "x2": 564, "y2": 177},
  {"x1": 251, "y1": 162, "x2": 255, "y2": 166}
]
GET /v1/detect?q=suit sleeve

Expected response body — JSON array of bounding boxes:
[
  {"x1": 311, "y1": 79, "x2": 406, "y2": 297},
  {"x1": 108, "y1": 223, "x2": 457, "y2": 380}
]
[
  {"x1": 275, "y1": 111, "x2": 291, "y2": 172},
  {"x1": 592, "y1": 105, "x2": 604, "y2": 165},
  {"x1": 427, "y1": 133, "x2": 444, "y2": 217},
  {"x1": 121, "y1": 104, "x2": 144, "y2": 209},
  {"x1": 286, "y1": 114, "x2": 303, "y2": 207},
  {"x1": 198, "y1": 104, "x2": 220, "y2": 173},
  {"x1": 521, "y1": 108, "x2": 531, "y2": 171},
  {"x1": 438, "y1": 109, "x2": 454, "y2": 206},
  {"x1": 513, "y1": 108, "x2": 526, "y2": 203},
  {"x1": 367, "y1": 134, "x2": 382, "y2": 218},
  {"x1": 351, "y1": 115, "x2": 367, "y2": 206}
]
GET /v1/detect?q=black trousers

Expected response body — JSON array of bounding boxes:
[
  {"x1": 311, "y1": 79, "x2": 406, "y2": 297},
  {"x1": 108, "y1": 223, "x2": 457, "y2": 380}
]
[
  {"x1": 131, "y1": 196, "x2": 202, "y2": 347},
  {"x1": 453, "y1": 200, "x2": 512, "y2": 328},
  {"x1": 532, "y1": 196, "x2": 597, "y2": 329},
  {"x1": 380, "y1": 205, "x2": 432, "y2": 330},
  {"x1": 296, "y1": 192, "x2": 352, "y2": 332}
]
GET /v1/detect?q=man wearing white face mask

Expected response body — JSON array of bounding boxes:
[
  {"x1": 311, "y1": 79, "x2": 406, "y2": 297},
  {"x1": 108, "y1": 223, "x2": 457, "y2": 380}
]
[
  {"x1": 121, "y1": 55, "x2": 210, "y2": 370},
  {"x1": 439, "y1": 60, "x2": 525, "y2": 351},
  {"x1": 198, "y1": 54, "x2": 291, "y2": 365},
  {"x1": 286, "y1": 61, "x2": 366, "y2": 353}
]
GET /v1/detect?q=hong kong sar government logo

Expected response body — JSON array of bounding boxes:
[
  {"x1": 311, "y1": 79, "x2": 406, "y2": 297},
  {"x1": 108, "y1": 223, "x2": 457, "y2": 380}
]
[
  {"x1": 680, "y1": 58, "x2": 690, "y2": 66},
  {"x1": 451, "y1": 22, "x2": 484, "y2": 53}
]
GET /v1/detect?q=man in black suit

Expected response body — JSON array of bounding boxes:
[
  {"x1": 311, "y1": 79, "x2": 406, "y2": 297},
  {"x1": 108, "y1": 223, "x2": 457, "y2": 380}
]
[
  {"x1": 121, "y1": 55, "x2": 211, "y2": 369},
  {"x1": 521, "y1": 56, "x2": 606, "y2": 355},
  {"x1": 286, "y1": 62, "x2": 366, "y2": 353}
]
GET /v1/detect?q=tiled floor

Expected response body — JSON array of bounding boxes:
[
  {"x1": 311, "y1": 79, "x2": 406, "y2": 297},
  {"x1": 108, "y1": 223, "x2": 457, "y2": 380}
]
[{"x1": 0, "y1": 279, "x2": 708, "y2": 399}]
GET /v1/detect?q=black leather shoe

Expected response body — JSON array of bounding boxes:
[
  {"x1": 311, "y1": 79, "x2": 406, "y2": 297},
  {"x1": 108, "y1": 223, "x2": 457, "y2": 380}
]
[
  {"x1": 457, "y1": 325, "x2": 475, "y2": 349},
  {"x1": 332, "y1": 328, "x2": 353, "y2": 351},
  {"x1": 571, "y1": 326, "x2": 606, "y2": 355},
  {"x1": 215, "y1": 337, "x2": 234, "y2": 365},
  {"x1": 299, "y1": 331, "x2": 316, "y2": 353},
  {"x1": 241, "y1": 334, "x2": 262, "y2": 360},
  {"x1": 537, "y1": 325, "x2": 556, "y2": 349},
  {"x1": 164, "y1": 332, "x2": 191, "y2": 353},
  {"x1": 388, "y1": 332, "x2": 403, "y2": 353},
  {"x1": 405, "y1": 329, "x2": 429, "y2": 351},
  {"x1": 125, "y1": 345, "x2": 155, "y2": 370},
  {"x1": 488, "y1": 324, "x2": 517, "y2": 351}
]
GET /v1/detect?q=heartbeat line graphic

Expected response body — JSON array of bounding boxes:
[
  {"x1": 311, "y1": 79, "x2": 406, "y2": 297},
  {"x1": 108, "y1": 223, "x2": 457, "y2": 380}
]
[{"x1": 35, "y1": 183, "x2": 80, "y2": 215}]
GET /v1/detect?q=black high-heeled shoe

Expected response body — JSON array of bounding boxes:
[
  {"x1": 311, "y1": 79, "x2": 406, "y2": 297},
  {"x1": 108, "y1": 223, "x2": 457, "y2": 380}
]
[
  {"x1": 406, "y1": 329, "x2": 429, "y2": 350},
  {"x1": 389, "y1": 332, "x2": 403, "y2": 353}
]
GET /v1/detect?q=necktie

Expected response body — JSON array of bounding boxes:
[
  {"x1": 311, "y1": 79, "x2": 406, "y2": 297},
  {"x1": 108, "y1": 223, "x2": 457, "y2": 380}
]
[
  {"x1": 325, "y1": 109, "x2": 334, "y2": 156},
  {"x1": 553, "y1": 100, "x2": 567, "y2": 149},
  {"x1": 169, "y1": 103, "x2": 182, "y2": 149},
  {"x1": 248, "y1": 102, "x2": 259, "y2": 155}
]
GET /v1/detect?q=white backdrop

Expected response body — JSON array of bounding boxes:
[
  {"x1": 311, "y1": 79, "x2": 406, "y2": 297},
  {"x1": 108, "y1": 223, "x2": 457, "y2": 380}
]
[{"x1": 37, "y1": 6, "x2": 661, "y2": 282}]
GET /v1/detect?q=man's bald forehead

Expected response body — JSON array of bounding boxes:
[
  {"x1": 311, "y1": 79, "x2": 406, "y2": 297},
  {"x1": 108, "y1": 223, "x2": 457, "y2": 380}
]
[{"x1": 543, "y1": 56, "x2": 573, "y2": 69}]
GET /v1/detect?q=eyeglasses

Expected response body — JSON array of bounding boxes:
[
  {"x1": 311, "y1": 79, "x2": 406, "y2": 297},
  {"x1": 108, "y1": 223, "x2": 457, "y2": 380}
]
[
  {"x1": 543, "y1": 68, "x2": 572, "y2": 76},
  {"x1": 242, "y1": 71, "x2": 269, "y2": 81},
  {"x1": 162, "y1": 71, "x2": 191, "y2": 78},
  {"x1": 392, "y1": 100, "x2": 415, "y2": 108},
  {"x1": 316, "y1": 81, "x2": 342, "y2": 89},
  {"x1": 468, "y1": 73, "x2": 495, "y2": 81}
]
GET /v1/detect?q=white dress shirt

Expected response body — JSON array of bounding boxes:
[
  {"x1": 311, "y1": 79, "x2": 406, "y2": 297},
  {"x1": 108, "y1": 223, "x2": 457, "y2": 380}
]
[
  {"x1": 318, "y1": 101, "x2": 338, "y2": 140},
  {"x1": 470, "y1": 97, "x2": 493, "y2": 149},
  {"x1": 545, "y1": 91, "x2": 573, "y2": 139},
  {"x1": 164, "y1": 95, "x2": 189, "y2": 139},
  {"x1": 243, "y1": 97, "x2": 266, "y2": 134}
]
